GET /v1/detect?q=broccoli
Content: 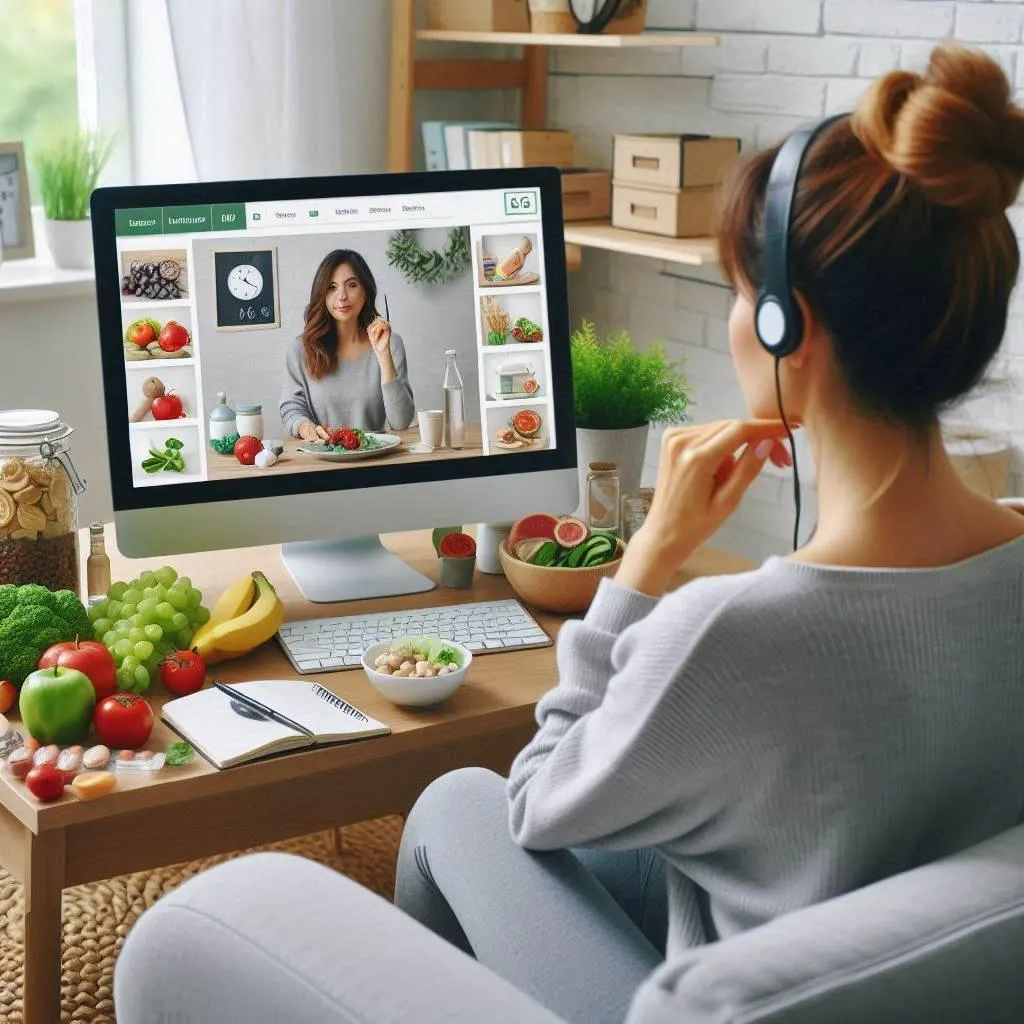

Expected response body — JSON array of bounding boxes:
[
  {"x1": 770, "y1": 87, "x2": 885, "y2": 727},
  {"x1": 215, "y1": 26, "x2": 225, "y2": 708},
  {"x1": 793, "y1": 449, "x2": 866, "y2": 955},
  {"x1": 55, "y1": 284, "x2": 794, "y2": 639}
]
[{"x1": 0, "y1": 585, "x2": 93, "y2": 686}]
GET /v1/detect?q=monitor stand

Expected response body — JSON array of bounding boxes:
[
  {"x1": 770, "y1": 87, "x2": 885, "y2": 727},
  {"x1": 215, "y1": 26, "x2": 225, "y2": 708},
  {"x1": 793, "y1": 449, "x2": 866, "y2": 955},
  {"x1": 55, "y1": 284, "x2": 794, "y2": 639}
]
[{"x1": 281, "y1": 535, "x2": 436, "y2": 604}]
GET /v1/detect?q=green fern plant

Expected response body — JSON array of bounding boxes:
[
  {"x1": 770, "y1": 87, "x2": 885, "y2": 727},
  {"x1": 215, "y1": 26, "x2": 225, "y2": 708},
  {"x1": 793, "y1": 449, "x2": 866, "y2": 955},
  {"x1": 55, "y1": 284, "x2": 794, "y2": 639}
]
[
  {"x1": 35, "y1": 129, "x2": 114, "y2": 221},
  {"x1": 571, "y1": 320, "x2": 692, "y2": 430}
]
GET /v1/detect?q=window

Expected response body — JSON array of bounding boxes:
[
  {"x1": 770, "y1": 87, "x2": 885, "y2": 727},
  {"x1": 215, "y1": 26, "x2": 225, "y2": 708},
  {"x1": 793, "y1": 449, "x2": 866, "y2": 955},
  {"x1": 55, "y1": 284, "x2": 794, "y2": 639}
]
[{"x1": 0, "y1": 0, "x2": 79, "y2": 199}]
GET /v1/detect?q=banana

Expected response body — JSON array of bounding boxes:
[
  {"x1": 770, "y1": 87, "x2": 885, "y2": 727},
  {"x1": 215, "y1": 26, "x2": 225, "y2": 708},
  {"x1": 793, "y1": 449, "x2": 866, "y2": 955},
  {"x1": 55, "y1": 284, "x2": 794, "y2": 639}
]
[
  {"x1": 198, "y1": 571, "x2": 285, "y2": 664},
  {"x1": 190, "y1": 572, "x2": 257, "y2": 652}
]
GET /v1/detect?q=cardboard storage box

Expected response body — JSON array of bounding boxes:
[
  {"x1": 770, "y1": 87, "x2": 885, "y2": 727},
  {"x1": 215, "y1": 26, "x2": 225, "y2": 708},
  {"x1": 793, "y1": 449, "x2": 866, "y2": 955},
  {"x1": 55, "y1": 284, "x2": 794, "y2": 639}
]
[
  {"x1": 561, "y1": 170, "x2": 611, "y2": 221},
  {"x1": 612, "y1": 184, "x2": 717, "y2": 238},
  {"x1": 427, "y1": 0, "x2": 531, "y2": 33},
  {"x1": 613, "y1": 134, "x2": 740, "y2": 190},
  {"x1": 500, "y1": 130, "x2": 575, "y2": 169}
]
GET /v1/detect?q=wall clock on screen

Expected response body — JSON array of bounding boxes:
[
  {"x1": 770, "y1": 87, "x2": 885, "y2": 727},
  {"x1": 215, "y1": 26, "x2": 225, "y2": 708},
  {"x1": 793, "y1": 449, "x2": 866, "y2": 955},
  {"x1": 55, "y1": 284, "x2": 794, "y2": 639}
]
[
  {"x1": 227, "y1": 264, "x2": 264, "y2": 301},
  {"x1": 214, "y1": 248, "x2": 279, "y2": 330}
]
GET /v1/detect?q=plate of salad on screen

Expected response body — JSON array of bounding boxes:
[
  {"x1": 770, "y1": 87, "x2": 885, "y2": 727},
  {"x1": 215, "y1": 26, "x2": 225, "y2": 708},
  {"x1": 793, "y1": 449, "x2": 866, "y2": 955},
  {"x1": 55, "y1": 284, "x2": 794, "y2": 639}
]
[{"x1": 298, "y1": 426, "x2": 403, "y2": 462}]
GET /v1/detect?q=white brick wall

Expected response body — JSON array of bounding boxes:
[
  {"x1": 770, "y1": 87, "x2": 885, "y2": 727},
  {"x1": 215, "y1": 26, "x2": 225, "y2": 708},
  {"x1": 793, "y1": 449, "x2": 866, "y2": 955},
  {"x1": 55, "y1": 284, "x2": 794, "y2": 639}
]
[{"x1": 553, "y1": 0, "x2": 1024, "y2": 562}]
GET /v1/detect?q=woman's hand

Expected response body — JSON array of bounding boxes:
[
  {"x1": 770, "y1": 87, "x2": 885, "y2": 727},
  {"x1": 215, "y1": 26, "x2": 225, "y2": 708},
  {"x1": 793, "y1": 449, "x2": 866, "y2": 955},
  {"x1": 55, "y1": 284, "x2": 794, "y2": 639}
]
[
  {"x1": 616, "y1": 419, "x2": 796, "y2": 597},
  {"x1": 297, "y1": 420, "x2": 320, "y2": 443},
  {"x1": 367, "y1": 317, "x2": 392, "y2": 358}
]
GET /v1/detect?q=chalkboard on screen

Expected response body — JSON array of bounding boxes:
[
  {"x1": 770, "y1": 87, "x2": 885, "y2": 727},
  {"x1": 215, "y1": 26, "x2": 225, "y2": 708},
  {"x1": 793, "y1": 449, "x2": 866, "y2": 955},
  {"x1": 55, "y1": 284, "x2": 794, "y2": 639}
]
[
  {"x1": 0, "y1": 141, "x2": 35, "y2": 260},
  {"x1": 213, "y1": 247, "x2": 280, "y2": 330}
]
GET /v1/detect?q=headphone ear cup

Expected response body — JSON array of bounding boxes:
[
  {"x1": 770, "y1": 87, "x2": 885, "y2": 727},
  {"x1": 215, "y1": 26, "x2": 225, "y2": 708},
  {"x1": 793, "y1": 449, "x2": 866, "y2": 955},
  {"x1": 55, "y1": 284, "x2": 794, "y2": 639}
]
[{"x1": 756, "y1": 291, "x2": 802, "y2": 357}]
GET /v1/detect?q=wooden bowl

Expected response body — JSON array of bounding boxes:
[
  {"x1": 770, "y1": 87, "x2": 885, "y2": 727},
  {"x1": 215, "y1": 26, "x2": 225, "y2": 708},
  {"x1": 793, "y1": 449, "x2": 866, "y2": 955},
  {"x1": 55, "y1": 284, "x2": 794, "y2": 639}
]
[{"x1": 498, "y1": 539, "x2": 625, "y2": 614}]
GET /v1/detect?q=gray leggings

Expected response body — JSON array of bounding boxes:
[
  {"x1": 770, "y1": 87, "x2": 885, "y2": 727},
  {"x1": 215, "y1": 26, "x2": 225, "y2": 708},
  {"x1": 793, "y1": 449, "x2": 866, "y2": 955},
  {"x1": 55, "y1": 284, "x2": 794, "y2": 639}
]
[{"x1": 395, "y1": 766, "x2": 669, "y2": 1024}]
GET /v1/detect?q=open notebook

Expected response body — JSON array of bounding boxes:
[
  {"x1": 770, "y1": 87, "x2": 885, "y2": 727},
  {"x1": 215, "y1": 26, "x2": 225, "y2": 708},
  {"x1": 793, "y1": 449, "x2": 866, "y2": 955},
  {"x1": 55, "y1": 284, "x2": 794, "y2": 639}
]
[{"x1": 162, "y1": 680, "x2": 390, "y2": 769}]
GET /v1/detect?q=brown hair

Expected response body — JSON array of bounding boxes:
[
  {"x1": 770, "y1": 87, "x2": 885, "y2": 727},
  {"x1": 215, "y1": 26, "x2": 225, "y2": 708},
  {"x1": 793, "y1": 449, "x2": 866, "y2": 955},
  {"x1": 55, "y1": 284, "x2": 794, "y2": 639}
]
[
  {"x1": 301, "y1": 249, "x2": 380, "y2": 380},
  {"x1": 716, "y1": 44, "x2": 1024, "y2": 429}
]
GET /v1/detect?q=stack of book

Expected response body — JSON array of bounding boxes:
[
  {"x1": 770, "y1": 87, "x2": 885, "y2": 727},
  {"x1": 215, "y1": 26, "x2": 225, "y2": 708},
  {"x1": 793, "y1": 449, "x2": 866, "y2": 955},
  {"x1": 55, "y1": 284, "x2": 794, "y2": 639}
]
[{"x1": 422, "y1": 123, "x2": 574, "y2": 171}]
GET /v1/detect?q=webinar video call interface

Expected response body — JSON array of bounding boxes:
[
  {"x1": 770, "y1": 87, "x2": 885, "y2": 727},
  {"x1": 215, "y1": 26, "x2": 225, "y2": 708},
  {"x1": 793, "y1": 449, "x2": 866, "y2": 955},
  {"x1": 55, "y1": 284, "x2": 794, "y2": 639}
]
[{"x1": 111, "y1": 189, "x2": 557, "y2": 489}]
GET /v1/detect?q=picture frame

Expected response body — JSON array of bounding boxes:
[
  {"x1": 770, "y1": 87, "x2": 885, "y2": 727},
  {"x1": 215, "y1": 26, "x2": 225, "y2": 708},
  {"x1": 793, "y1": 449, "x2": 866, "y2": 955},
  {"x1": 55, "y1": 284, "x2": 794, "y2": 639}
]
[
  {"x1": 0, "y1": 141, "x2": 35, "y2": 260},
  {"x1": 212, "y1": 246, "x2": 281, "y2": 331}
]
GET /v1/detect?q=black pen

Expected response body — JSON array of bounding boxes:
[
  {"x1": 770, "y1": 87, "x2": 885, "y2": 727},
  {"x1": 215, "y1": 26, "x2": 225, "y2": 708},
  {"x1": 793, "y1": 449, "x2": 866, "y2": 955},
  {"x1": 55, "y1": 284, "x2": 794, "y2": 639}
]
[{"x1": 211, "y1": 680, "x2": 316, "y2": 744}]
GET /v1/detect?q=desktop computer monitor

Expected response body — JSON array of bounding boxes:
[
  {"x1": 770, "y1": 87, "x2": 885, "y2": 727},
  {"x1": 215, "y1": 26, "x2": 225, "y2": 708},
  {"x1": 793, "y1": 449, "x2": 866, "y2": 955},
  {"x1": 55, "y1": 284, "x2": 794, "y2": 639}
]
[{"x1": 90, "y1": 169, "x2": 578, "y2": 602}]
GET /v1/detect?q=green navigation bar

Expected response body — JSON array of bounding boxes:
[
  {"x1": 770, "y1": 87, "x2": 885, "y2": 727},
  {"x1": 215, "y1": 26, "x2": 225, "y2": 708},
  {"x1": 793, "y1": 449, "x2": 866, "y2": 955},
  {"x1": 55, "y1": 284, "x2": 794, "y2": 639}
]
[{"x1": 115, "y1": 204, "x2": 248, "y2": 236}]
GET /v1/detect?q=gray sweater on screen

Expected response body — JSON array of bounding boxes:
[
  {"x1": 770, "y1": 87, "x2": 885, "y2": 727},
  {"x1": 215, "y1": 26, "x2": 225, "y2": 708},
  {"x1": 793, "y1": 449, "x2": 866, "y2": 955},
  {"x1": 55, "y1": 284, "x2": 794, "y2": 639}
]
[
  {"x1": 507, "y1": 538, "x2": 1024, "y2": 957},
  {"x1": 279, "y1": 334, "x2": 416, "y2": 436}
]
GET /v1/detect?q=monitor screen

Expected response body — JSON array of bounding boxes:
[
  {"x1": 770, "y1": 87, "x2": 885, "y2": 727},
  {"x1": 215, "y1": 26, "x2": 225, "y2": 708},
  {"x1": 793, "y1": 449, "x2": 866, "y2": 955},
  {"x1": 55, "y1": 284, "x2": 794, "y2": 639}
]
[{"x1": 91, "y1": 169, "x2": 574, "y2": 512}]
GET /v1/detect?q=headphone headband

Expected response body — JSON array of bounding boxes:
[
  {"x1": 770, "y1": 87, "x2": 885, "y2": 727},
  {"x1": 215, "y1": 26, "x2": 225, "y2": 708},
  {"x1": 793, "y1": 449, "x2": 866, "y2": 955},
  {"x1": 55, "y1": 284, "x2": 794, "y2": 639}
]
[{"x1": 755, "y1": 114, "x2": 847, "y2": 357}]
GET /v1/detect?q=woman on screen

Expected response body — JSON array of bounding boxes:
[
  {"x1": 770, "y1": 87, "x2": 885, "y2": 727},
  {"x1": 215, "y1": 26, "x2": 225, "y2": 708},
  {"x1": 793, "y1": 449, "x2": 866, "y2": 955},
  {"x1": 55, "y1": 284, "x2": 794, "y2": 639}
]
[{"x1": 280, "y1": 249, "x2": 416, "y2": 440}]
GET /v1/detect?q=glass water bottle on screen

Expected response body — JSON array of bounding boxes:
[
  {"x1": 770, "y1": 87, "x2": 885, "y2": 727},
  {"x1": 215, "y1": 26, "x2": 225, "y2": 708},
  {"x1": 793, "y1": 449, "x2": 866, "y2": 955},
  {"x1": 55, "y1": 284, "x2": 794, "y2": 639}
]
[{"x1": 442, "y1": 349, "x2": 466, "y2": 450}]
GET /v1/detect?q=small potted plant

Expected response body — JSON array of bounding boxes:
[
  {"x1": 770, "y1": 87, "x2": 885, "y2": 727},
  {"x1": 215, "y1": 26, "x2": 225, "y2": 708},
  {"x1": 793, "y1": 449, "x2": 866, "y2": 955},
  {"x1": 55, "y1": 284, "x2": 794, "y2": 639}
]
[
  {"x1": 35, "y1": 128, "x2": 114, "y2": 269},
  {"x1": 571, "y1": 319, "x2": 692, "y2": 505}
]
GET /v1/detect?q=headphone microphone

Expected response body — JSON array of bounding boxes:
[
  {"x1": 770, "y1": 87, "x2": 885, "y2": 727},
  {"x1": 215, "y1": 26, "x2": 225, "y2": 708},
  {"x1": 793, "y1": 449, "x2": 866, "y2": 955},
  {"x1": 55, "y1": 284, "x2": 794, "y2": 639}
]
[{"x1": 754, "y1": 113, "x2": 847, "y2": 548}]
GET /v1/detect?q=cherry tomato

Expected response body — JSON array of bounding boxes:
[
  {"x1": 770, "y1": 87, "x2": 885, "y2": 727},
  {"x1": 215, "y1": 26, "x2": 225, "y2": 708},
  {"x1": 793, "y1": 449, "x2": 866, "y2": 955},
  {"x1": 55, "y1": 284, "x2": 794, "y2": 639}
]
[
  {"x1": 158, "y1": 650, "x2": 206, "y2": 697},
  {"x1": 0, "y1": 679, "x2": 15, "y2": 715},
  {"x1": 93, "y1": 693, "x2": 154, "y2": 749},
  {"x1": 26, "y1": 763, "x2": 66, "y2": 802}
]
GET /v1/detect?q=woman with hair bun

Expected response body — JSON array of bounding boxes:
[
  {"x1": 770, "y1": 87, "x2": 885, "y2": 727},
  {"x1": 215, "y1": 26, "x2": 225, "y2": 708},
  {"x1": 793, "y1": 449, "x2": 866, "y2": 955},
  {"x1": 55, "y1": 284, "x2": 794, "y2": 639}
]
[{"x1": 391, "y1": 45, "x2": 1024, "y2": 1023}]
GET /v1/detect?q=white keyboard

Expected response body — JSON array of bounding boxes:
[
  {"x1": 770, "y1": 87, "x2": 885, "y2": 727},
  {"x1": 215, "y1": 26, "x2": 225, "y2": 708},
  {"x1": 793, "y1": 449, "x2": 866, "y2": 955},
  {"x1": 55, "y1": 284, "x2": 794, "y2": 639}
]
[{"x1": 276, "y1": 598, "x2": 552, "y2": 674}]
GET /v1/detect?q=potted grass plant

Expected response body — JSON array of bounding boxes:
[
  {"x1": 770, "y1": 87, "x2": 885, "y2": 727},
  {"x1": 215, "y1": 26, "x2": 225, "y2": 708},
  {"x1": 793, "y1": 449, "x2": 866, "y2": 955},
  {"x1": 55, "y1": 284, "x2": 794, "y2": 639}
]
[
  {"x1": 35, "y1": 129, "x2": 114, "y2": 269},
  {"x1": 571, "y1": 319, "x2": 692, "y2": 505}
]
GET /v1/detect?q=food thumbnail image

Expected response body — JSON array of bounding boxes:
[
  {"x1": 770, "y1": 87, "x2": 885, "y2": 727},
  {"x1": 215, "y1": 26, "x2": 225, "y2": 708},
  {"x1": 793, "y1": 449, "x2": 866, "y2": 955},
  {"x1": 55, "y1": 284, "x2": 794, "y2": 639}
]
[
  {"x1": 478, "y1": 233, "x2": 540, "y2": 288},
  {"x1": 121, "y1": 308, "x2": 193, "y2": 363},
  {"x1": 120, "y1": 249, "x2": 189, "y2": 300},
  {"x1": 490, "y1": 406, "x2": 547, "y2": 452}
]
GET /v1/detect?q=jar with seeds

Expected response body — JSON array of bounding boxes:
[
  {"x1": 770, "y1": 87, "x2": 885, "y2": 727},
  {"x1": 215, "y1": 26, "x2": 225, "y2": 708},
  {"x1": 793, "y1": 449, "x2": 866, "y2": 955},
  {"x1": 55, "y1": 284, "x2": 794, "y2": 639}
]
[{"x1": 0, "y1": 410, "x2": 87, "y2": 595}]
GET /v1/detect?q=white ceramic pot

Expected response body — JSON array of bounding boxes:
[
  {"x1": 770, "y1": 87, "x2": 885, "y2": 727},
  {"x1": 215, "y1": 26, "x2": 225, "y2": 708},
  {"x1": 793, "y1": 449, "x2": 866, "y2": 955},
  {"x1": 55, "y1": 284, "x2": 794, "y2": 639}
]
[
  {"x1": 574, "y1": 425, "x2": 649, "y2": 518},
  {"x1": 44, "y1": 218, "x2": 94, "y2": 270}
]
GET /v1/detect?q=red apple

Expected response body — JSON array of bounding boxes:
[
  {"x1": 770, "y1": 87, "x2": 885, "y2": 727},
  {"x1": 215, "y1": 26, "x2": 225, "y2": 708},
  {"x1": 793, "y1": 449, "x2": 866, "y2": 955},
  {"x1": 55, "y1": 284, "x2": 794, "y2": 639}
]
[
  {"x1": 38, "y1": 640, "x2": 117, "y2": 700},
  {"x1": 152, "y1": 392, "x2": 184, "y2": 420},
  {"x1": 157, "y1": 321, "x2": 190, "y2": 353}
]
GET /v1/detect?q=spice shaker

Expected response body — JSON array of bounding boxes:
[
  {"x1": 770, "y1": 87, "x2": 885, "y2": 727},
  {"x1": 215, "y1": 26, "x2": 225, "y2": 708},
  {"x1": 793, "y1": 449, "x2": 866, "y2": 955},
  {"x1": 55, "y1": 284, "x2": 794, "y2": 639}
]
[{"x1": 586, "y1": 462, "x2": 620, "y2": 534}]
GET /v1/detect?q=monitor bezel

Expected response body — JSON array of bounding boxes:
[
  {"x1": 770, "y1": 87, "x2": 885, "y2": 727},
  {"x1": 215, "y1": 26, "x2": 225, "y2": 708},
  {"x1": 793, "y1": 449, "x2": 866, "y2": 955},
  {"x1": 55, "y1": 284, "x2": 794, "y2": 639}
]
[{"x1": 91, "y1": 167, "x2": 575, "y2": 513}]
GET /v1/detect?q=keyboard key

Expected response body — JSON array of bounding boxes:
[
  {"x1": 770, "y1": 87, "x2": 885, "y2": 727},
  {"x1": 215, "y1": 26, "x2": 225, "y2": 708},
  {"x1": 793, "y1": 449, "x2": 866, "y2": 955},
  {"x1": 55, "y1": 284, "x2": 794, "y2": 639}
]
[
  {"x1": 466, "y1": 641, "x2": 485, "y2": 651},
  {"x1": 484, "y1": 639, "x2": 506, "y2": 648},
  {"x1": 297, "y1": 659, "x2": 322, "y2": 671}
]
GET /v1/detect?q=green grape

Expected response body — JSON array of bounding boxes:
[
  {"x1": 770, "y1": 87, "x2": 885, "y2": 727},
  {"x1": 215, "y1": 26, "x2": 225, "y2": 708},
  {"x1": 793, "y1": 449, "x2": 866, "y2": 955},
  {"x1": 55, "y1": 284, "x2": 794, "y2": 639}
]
[
  {"x1": 102, "y1": 630, "x2": 118, "y2": 648},
  {"x1": 154, "y1": 566, "x2": 178, "y2": 587},
  {"x1": 133, "y1": 640, "x2": 154, "y2": 661},
  {"x1": 133, "y1": 665, "x2": 150, "y2": 689},
  {"x1": 166, "y1": 589, "x2": 189, "y2": 611},
  {"x1": 122, "y1": 654, "x2": 140, "y2": 673},
  {"x1": 117, "y1": 665, "x2": 134, "y2": 688},
  {"x1": 192, "y1": 606, "x2": 211, "y2": 625},
  {"x1": 128, "y1": 613, "x2": 145, "y2": 628},
  {"x1": 144, "y1": 623, "x2": 163, "y2": 643},
  {"x1": 123, "y1": 588, "x2": 143, "y2": 606},
  {"x1": 155, "y1": 602, "x2": 176, "y2": 623},
  {"x1": 172, "y1": 576, "x2": 192, "y2": 592},
  {"x1": 138, "y1": 597, "x2": 158, "y2": 616},
  {"x1": 128, "y1": 628, "x2": 146, "y2": 644},
  {"x1": 174, "y1": 628, "x2": 193, "y2": 648},
  {"x1": 187, "y1": 589, "x2": 203, "y2": 608},
  {"x1": 121, "y1": 603, "x2": 137, "y2": 618},
  {"x1": 106, "y1": 600, "x2": 124, "y2": 620},
  {"x1": 87, "y1": 601, "x2": 107, "y2": 622},
  {"x1": 170, "y1": 611, "x2": 189, "y2": 631},
  {"x1": 142, "y1": 587, "x2": 159, "y2": 601},
  {"x1": 93, "y1": 617, "x2": 113, "y2": 636},
  {"x1": 155, "y1": 583, "x2": 169, "y2": 600},
  {"x1": 113, "y1": 639, "x2": 132, "y2": 659},
  {"x1": 108, "y1": 581, "x2": 129, "y2": 601},
  {"x1": 140, "y1": 572, "x2": 158, "y2": 588}
]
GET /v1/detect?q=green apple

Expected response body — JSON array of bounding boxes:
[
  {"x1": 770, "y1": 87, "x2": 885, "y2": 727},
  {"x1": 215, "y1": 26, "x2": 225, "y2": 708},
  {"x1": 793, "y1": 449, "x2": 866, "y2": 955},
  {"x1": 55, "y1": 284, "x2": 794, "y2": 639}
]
[{"x1": 19, "y1": 667, "x2": 96, "y2": 745}]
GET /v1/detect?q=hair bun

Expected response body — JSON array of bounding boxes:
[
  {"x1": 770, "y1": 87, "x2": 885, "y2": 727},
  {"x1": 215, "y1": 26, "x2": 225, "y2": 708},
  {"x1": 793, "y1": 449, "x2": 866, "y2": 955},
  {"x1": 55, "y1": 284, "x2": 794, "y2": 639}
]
[{"x1": 851, "y1": 44, "x2": 1024, "y2": 216}]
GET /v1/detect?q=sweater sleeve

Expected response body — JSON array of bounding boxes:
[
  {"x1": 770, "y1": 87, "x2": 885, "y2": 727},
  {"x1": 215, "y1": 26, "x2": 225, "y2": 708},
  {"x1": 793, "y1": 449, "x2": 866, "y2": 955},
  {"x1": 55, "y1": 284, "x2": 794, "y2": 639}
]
[
  {"x1": 382, "y1": 333, "x2": 416, "y2": 431},
  {"x1": 506, "y1": 573, "x2": 753, "y2": 852},
  {"x1": 279, "y1": 340, "x2": 315, "y2": 437}
]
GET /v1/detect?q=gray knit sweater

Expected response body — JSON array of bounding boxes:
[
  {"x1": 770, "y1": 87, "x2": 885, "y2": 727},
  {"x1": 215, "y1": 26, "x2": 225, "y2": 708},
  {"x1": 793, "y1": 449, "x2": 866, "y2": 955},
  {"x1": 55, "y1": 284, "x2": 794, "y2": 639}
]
[
  {"x1": 507, "y1": 538, "x2": 1024, "y2": 957},
  {"x1": 279, "y1": 334, "x2": 416, "y2": 436}
]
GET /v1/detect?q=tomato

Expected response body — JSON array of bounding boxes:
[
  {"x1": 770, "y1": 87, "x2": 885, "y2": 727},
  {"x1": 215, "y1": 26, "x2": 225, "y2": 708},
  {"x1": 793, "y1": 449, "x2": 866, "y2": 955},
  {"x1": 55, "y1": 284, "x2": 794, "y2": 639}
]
[
  {"x1": 26, "y1": 763, "x2": 65, "y2": 802},
  {"x1": 0, "y1": 679, "x2": 15, "y2": 715},
  {"x1": 151, "y1": 393, "x2": 184, "y2": 420},
  {"x1": 38, "y1": 640, "x2": 117, "y2": 700},
  {"x1": 158, "y1": 650, "x2": 206, "y2": 697},
  {"x1": 93, "y1": 693, "x2": 154, "y2": 749},
  {"x1": 234, "y1": 435, "x2": 264, "y2": 465}
]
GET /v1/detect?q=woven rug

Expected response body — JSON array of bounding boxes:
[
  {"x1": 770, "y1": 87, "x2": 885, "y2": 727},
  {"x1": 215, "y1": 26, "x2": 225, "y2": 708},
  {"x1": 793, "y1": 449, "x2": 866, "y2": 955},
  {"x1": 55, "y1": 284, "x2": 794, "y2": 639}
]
[{"x1": 0, "y1": 816, "x2": 404, "y2": 1024}]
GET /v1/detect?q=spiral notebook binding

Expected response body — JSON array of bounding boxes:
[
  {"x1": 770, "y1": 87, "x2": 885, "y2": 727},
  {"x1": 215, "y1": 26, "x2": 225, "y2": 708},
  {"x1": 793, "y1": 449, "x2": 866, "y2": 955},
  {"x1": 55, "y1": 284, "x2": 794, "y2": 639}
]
[{"x1": 313, "y1": 683, "x2": 369, "y2": 722}]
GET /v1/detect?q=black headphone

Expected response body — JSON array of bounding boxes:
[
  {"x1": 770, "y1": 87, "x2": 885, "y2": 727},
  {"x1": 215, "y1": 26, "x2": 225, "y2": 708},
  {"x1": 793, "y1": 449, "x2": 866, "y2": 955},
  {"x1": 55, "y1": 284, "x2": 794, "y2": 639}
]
[{"x1": 755, "y1": 114, "x2": 846, "y2": 357}]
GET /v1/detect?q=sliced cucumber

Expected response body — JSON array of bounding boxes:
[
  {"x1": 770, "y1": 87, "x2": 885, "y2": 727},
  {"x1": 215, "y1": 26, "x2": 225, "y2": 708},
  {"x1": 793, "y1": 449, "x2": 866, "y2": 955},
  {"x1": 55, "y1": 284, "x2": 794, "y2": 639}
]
[
  {"x1": 391, "y1": 635, "x2": 439, "y2": 660},
  {"x1": 532, "y1": 540, "x2": 560, "y2": 567},
  {"x1": 427, "y1": 639, "x2": 463, "y2": 668},
  {"x1": 567, "y1": 542, "x2": 589, "y2": 568}
]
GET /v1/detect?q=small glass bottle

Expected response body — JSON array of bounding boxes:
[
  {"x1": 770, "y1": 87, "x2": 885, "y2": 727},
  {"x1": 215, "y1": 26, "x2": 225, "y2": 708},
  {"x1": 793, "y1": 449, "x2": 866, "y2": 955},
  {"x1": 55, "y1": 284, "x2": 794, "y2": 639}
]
[
  {"x1": 86, "y1": 521, "x2": 111, "y2": 606},
  {"x1": 442, "y1": 350, "x2": 466, "y2": 450},
  {"x1": 587, "y1": 462, "x2": 620, "y2": 534}
]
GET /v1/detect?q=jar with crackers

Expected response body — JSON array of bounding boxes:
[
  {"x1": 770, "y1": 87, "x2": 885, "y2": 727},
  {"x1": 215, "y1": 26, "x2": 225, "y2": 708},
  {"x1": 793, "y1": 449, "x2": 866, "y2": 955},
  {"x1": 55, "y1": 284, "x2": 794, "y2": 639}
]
[{"x1": 0, "y1": 410, "x2": 87, "y2": 595}]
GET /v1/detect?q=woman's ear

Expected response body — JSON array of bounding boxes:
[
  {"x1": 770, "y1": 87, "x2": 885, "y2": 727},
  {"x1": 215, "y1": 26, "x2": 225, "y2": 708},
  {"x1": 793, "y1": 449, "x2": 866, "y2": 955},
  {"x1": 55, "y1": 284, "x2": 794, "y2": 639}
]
[{"x1": 787, "y1": 290, "x2": 821, "y2": 368}]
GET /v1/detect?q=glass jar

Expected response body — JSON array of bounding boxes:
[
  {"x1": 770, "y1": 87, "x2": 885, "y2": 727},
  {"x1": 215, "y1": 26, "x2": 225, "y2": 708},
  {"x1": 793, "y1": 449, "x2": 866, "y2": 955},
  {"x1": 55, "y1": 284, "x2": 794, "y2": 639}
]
[
  {"x1": 586, "y1": 462, "x2": 620, "y2": 534},
  {"x1": 0, "y1": 409, "x2": 87, "y2": 595},
  {"x1": 236, "y1": 403, "x2": 264, "y2": 440},
  {"x1": 621, "y1": 488, "x2": 654, "y2": 543}
]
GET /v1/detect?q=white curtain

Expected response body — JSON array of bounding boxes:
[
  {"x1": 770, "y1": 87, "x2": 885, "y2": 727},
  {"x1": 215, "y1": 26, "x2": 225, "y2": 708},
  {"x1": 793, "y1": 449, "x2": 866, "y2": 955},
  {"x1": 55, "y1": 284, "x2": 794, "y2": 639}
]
[{"x1": 165, "y1": 0, "x2": 391, "y2": 181}]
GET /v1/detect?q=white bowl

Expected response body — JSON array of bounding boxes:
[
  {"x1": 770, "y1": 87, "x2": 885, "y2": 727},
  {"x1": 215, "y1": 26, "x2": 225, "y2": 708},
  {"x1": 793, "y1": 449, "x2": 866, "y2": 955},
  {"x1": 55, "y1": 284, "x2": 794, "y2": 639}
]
[{"x1": 360, "y1": 640, "x2": 473, "y2": 708}]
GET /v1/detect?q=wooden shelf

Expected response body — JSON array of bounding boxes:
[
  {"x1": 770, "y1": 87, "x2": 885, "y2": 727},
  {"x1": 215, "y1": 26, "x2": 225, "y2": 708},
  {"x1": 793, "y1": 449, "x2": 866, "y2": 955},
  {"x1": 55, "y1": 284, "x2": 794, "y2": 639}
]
[
  {"x1": 563, "y1": 222, "x2": 716, "y2": 267},
  {"x1": 415, "y1": 29, "x2": 718, "y2": 48}
]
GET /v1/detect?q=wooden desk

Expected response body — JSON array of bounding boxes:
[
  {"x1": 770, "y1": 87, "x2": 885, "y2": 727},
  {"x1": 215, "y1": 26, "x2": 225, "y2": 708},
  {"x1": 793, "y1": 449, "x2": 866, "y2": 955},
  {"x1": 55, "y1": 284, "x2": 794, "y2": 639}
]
[{"x1": 0, "y1": 527, "x2": 753, "y2": 1023}]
